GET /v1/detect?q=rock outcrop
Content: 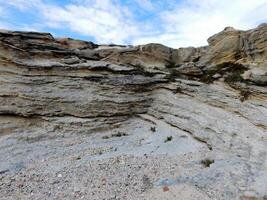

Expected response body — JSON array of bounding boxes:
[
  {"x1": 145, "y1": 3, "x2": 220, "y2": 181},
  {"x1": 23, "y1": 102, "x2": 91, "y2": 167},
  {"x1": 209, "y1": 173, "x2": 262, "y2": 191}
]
[{"x1": 0, "y1": 24, "x2": 266, "y2": 200}]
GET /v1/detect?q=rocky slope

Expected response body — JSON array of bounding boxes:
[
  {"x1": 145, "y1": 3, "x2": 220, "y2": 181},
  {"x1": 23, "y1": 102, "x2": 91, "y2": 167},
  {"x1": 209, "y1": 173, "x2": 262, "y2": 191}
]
[{"x1": 0, "y1": 24, "x2": 266, "y2": 200}]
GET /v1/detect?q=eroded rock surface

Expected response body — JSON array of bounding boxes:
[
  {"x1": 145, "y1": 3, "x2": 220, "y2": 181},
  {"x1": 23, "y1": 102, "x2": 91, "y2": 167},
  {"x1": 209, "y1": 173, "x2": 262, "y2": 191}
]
[{"x1": 0, "y1": 24, "x2": 266, "y2": 200}]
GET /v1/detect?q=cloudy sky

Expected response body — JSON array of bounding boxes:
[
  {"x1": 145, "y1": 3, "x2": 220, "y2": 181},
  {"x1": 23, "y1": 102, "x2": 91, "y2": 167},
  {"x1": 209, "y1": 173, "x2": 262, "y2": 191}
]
[{"x1": 0, "y1": 0, "x2": 266, "y2": 48}]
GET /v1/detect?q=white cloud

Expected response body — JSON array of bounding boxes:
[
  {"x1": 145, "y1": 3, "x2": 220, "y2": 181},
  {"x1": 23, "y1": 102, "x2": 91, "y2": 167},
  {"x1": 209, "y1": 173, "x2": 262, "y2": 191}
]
[
  {"x1": 0, "y1": 0, "x2": 266, "y2": 48},
  {"x1": 157, "y1": 0, "x2": 267, "y2": 47},
  {"x1": 39, "y1": 0, "x2": 140, "y2": 44},
  {"x1": 132, "y1": 33, "x2": 182, "y2": 47},
  {"x1": 0, "y1": 0, "x2": 142, "y2": 44}
]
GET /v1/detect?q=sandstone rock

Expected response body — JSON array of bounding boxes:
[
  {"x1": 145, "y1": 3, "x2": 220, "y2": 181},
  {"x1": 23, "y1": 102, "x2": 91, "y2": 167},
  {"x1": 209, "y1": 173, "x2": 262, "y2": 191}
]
[
  {"x1": 176, "y1": 62, "x2": 203, "y2": 76},
  {"x1": 242, "y1": 67, "x2": 267, "y2": 85},
  {"x1": 0, "y1": 25, "x2": 266, "y2": 200}
]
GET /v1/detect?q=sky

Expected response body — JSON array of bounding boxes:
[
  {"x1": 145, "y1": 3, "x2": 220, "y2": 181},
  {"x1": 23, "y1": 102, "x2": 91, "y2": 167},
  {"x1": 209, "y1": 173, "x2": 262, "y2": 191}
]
[{"x1": 0, "y1": 0, "x2": 266, "y2": 48}]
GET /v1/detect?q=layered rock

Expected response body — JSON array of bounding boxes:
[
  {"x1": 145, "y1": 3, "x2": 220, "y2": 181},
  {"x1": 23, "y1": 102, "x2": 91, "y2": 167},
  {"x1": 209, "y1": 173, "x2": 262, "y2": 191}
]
[{"x1": 0, "y1": 24, "x2": 266, "y2": 200}]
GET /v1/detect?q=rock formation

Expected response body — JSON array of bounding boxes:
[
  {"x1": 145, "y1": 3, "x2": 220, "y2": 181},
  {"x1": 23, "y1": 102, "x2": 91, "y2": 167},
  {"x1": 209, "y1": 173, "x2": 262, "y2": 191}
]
[{"x1": 0, "y1": 24, "x2": 266, "y2": 200}]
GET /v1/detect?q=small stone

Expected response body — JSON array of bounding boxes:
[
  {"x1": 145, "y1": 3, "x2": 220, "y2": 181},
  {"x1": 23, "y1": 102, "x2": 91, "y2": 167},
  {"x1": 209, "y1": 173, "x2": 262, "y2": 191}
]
[
  {"x1": 163, "y1": 186, "x2": 170, "y2": 192},
  {"x1": 212, "y1": 73, "x2": 221, "y2": 78}
]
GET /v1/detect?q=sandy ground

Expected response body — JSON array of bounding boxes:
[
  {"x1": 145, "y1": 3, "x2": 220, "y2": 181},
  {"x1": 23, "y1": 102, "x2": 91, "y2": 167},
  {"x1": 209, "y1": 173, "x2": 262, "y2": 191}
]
[{"x1": 1, "y1": 114, "x2": 266, "y2": 200}]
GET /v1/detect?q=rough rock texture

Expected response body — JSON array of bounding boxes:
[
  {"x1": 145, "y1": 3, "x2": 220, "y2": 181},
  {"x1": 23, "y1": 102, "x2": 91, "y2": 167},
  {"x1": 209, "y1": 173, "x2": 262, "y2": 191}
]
[{"x1": 0, "y1": 24, "x2": 266, "y2": 200}]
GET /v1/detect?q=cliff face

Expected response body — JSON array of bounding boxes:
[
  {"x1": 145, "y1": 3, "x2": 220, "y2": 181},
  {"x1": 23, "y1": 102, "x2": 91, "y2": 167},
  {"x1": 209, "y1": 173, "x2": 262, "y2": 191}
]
[{"x1": 0, "y1": 25, "x2": 266, "y2": 200}]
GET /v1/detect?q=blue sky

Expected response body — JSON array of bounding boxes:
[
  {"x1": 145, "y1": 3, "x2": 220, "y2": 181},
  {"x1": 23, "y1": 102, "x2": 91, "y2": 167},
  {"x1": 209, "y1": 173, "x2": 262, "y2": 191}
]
[{"x1": 0, "y1": 0, "x2": 266, "y2": 48}]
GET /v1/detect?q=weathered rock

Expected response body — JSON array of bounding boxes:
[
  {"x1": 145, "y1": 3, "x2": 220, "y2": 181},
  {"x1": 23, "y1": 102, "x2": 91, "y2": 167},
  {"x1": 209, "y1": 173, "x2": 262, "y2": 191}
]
[
  {"x1": 242, "y1": 66, "x2": 267, "y2": 85},
  {"x1": 0, "y1": 25, "x2": 266, "y2": 200},
  {"x1": 176, "y1": 62, "x2": 203, "y2": 76}
]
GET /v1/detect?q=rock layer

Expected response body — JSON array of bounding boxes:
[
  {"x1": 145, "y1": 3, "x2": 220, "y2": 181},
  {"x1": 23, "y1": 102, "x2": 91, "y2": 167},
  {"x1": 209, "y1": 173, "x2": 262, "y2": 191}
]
[{"x1": 0, "y1": 24, "x2": 266, "y2": 200}]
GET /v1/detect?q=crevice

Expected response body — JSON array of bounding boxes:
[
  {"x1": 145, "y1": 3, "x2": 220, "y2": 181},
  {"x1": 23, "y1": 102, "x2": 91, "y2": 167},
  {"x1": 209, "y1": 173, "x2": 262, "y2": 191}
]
[
  {"x1": 137, "y1": 114, "x2": 157, "y2": 125},
  {"x1": 146, "y1": 113, "x2": 213, "y2": 150},
  {"x1": 0, "y1": 112, "x2": 136, "y2": 120}
]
